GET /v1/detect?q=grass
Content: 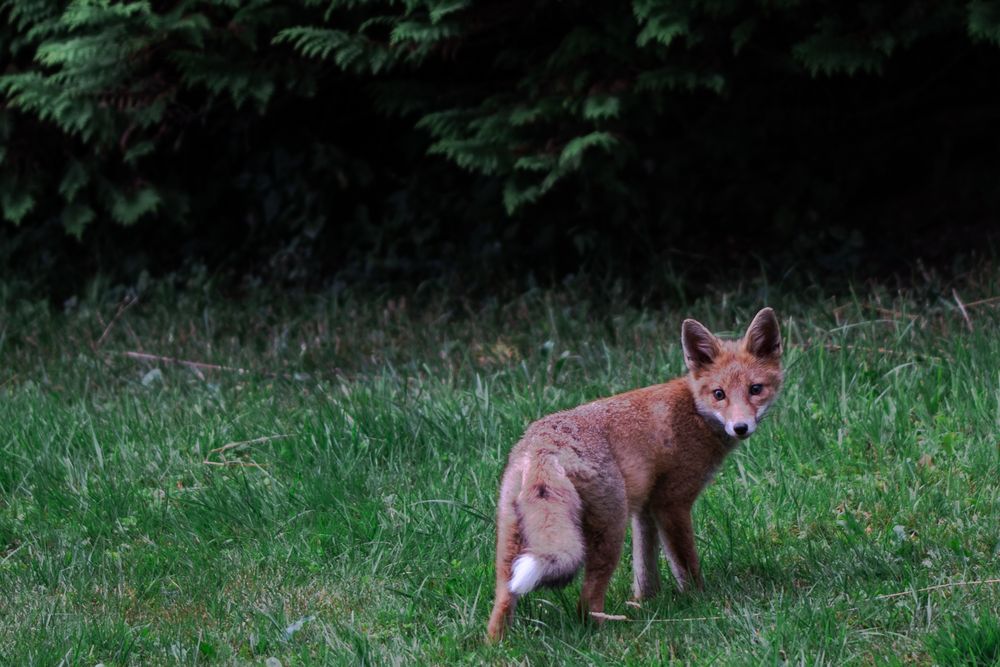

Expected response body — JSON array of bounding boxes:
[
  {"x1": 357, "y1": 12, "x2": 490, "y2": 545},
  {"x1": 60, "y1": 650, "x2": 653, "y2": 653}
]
[{"x1": 1, "y1": 271, "x2": 999, "y2": 665}]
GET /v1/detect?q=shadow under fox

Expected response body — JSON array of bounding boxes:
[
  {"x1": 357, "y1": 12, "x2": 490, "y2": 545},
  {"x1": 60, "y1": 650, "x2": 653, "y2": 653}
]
[{"x1": 487, "y1": 308, "x2": 784, "y2": 641}]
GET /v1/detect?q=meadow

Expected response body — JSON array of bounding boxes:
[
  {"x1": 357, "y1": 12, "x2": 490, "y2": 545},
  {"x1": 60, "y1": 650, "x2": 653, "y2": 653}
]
[{"x1": 1, "y1": 271, "x2": 998, "y2": 665}]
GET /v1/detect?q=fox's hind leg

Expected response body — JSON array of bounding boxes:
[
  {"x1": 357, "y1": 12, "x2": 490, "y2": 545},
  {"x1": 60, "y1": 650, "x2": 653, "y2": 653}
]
[
  {"x1": 631, "y1": 509, "x2": 661, "y2": 600},
  {"x1": 487, "y1": 478, "x2": 522, "y2": 641},
  {"x1": 577, "y1": 481, "x2": 628, "y2": 621}
]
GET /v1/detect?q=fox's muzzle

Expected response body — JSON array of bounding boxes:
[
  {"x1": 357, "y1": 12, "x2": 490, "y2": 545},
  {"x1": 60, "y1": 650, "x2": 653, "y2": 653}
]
[{"x1": 726, "y1": 420, "x2": 755, "y2": 439}]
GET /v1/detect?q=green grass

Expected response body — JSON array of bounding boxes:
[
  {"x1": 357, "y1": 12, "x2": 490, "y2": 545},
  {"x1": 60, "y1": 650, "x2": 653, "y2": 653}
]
[{"x1": 1, "y1": 272, "x2": 999, "y2": 665}]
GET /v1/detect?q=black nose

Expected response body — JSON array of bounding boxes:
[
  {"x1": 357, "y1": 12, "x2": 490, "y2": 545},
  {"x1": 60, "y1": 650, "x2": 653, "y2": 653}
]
[{"x1": 733, "y1": 423, "x2": 749, "y2": 436}]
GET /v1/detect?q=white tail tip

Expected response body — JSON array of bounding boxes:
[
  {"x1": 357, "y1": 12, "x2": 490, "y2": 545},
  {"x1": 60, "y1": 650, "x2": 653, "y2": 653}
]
[{"x1": 509, "y1": 554, "x2": 543, "y2": 595}]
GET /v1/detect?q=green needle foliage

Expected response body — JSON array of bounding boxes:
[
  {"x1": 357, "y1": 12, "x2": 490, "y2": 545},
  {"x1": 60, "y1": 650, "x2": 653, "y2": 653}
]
[
  {"x1": 2, "y1": 1, "x2": 1000, "y2": 280},
  {"x1": 0, "y1": 270, "x2": 998, "y2": 663}
]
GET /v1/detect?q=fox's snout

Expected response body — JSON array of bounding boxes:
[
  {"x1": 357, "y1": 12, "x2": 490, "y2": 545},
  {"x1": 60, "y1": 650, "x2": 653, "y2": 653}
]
[
  {"x1": 709, "y1": 402, "x2": 763, "y2": 440},
  {"x1": 725, "y1": 406, "x2": 762, "y2": 439},
  {"x1": 729, "y1": 421, "x2": 752, "y2": 438}
]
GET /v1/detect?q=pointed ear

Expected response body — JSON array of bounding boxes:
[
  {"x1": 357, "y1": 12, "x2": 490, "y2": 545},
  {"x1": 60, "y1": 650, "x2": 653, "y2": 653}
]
[
  {"x1": 743, "y1": 307, "x2": 782, "y2": 359},
  {"x1": 681, "y1": 319, "x2": 721, "y2": 373}
]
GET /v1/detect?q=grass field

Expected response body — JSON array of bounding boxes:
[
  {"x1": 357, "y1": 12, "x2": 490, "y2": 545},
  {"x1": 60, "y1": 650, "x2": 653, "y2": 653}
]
[{"x1": 1, "y1": 273, "x2": 999, "y2": 665}]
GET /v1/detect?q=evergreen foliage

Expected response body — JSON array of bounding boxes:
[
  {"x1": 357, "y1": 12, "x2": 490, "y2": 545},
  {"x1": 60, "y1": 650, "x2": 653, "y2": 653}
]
[{"x1": 1, "y1": 1, "x2": 999, "y2": 281}]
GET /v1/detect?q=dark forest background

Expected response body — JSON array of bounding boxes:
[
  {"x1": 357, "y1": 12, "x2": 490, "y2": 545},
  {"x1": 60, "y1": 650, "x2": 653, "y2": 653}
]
[{"x1": 2, "y1": 0, "x2": 1000, "y2": 297}]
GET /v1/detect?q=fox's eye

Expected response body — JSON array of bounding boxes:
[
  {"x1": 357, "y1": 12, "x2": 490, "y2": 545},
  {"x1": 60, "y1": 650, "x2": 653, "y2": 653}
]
[
  {"x1": 713, "y1": 389, "x2": 726, "y2": 401},
  {"x1": 749, "y1": 384, "x2": 763, "y2": 396}
]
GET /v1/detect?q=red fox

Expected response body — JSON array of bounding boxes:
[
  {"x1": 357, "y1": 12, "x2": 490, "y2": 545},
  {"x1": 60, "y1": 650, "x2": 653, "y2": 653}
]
[{"x1": 486, "y1": 308, "x2": 783, "y2": 641}]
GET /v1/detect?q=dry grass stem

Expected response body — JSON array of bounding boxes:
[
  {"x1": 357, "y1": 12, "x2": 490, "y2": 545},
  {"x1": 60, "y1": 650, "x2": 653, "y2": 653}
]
[
  {"x1": 122, "y1": 351, "x2": 251, "y2": 375},
  {"x1": 875, "y1": 578, "x2": 1000, "y2": 600},
  {"x1": 208, "y1": 434, "x2": 292, "y2": 456},
  {"x1": 952, "y1": 289, "x2": 974, "y2": 332},
  {"x1": 94, "y1": 294, "x2": 138, "y2": 349}
]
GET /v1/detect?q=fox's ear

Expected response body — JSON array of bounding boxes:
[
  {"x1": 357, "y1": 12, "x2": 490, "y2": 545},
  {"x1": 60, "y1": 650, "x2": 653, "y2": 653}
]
[
  {"x1": 744, "y1": 307, "x2": 782, "y2": 359},
  {"x1": 682, "y1": 318, "x2": 721, "y2": 372}
]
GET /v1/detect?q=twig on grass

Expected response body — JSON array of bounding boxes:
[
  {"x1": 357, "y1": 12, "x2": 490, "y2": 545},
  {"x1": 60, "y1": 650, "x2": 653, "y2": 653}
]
[
  {"x1": 589, "y1": 612, "x2": 629, "y2": 621},
  {"x1": 119, "y1": 350, "x2": 312, "y2": 381},
  {"x1": 833, "y1": 304, "x2": 923, "y2": 326},
  {"x1": 1, "y1": 541, "x2": 24, "y2": 565},
  {"x1": 823, "y1": 343, "x2": 905, "y2": 356},
  {"x1": 963, "y1": 295, "x2": 1000, "y2": 308},
  {"x1": 592, "y1": 611, "x2": 732, "y2": 623},
  {"x1": 122, "y1": 350, "x2": 252, "y2": 375},
  {"x1": 795, "y1": 342, "x2": 941, "y2": 362},
  {"x1": 203, "y1": 460, "x2": 270, "y2": 469},
  {"x1": 94, "y1": 294, "x2": 139, "y2": 349},
  {"x1": 586, "y1": 578, "x2": 1000, "y2": 624},
  {"x1": 952, "y1": 289, "x2": 974, "y2": 332},
  {"x1": 208, "y1": 434, "x2": 292, "y2": 456},
  {"x1": 202, "y1": 434, "x2": 292, "y2": 483},
  {"x1": 875, "y1": 578, "x2": 1000, "y2": 600}
]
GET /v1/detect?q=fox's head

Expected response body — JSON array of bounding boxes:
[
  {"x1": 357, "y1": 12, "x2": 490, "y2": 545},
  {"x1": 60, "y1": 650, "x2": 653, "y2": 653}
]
[{"x1": 682, "y1": 308, "x2": 783, "y2": 440}]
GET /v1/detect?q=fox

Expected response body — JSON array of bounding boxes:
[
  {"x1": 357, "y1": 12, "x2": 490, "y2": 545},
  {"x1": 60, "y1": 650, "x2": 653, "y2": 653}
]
[{"x1": 486, "y1": 308, "x2": 783, "y2": 641}]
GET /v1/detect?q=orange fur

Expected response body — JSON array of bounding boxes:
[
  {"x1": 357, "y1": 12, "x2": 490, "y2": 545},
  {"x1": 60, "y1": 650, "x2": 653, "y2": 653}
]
[{"x1": 486, "y1": 308, "x2": 784, "y2": 641}]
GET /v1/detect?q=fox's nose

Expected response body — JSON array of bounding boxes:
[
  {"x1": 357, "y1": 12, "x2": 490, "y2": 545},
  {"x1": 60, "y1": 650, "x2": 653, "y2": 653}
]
[{"x1": 733, "y1": 423, "x2": 749, "y2": 436}]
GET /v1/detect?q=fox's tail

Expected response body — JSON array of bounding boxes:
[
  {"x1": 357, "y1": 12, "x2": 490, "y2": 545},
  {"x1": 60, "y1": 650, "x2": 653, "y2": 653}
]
[{"x1": 508, "y1": 455, "x2": 585, "y2": 594}]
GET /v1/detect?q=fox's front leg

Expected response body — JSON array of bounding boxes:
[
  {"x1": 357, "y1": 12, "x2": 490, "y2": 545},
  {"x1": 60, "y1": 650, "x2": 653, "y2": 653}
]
[
  {"x1": 630, "y1": 509, "x2": 661, "y2": 600},
  {"x1": 653, "y1": 504, "x2": 703, "y2": 592}
]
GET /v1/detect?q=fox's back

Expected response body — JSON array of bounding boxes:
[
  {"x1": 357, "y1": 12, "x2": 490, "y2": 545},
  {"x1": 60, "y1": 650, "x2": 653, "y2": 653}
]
[{"x1": 508, "y1": 378, "x2": 730, "y2": 510}]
